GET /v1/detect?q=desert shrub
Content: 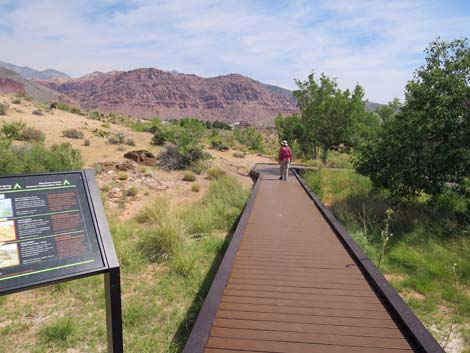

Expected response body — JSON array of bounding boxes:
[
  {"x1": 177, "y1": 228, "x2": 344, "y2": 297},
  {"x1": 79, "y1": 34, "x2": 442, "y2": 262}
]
[
  {"x1": 32, "y1": 110, "x2": 44, "y2": 116},
  {"x1": 182, "y1": 171, "x2": 197, "y2": 182},
  {"x1": 102, "y1": 122, "x2": 111, "y2": 129},
  {"x1": 62, "y1": 128, "x2": 84, "y2": 139},
  {"x1": 11, "y1": 99, "x2": 21, "y2": 104},
  {"x1": 0, "y1": 103, "x2": 8, "y2": 115},
  {"x1": 40, "y1": 143, "x2": 83, "y2": 172},
  {"x1": 430, "y1": 185, "x2": 470, "y2": 221},
  {"x1": 209, "y1": 120, "x2": 232, "y2": 130},
  {"x1": 233, "y1": 151, "x2": 245, "y2": 158},
  {"x1": 117, "y1": 145, "x2": 126, "y2": 152},
  {"x1": 88, "y1": 111, "x2": 101, "y2": 120},
  {"x1": 191, "y1": 160, "x2": 206, "y2": 175},
  {"x1": 0, "y1": 142, "x2": 83, "y2": 175},
  {"x1": 56, "y1": 102, "x2": 71, "y2": 112},
  {"x1": 1, "y1": 122, "x2": 44, "y2": 142},
  {"x1": 152, "y1": 118, "x2": 206, "y2": 147},
  {"x1": 1, "y1": 120, "x2": 25, "y2": 139},
  {"x1": 92, "y1": 128, "x2": 111, "y2": 138},
  {"x1": 125, "y1": 138, "x2": 136, "y2": 146},
  {"x1": 206, "y1": 167, "x2": 226, "y2": 180},
  {"x1": 108, "y1": 133, "x2": 125, "y2": 145},
  {"x1": 157, "y1": 145, "x2": 181, "y2": 170},
  {"x1": 128, "y1": 117, "x2": 161, "y2": 133},
  {"x1": 126, "y1": 186, "x2": 138, "y2": 197},
  {"x1": 233, "y1": 127, "x2": 264, "y2": 152},
  {"x1": 211, "y1": 140, "x2": 230, "y2": 151},
  {"x1": 158, "y1": 144, "x2": 207, "y2": 170},
  {"x1": 70, "y1": 107, "x2": 83, "y2": 115},
  {"x1": 191, "y1": 183, "x2": 200, "y2": 192},
  {"x1": 151, "y1": 127, "x2": 167, "y2": 145},
  {"x1": 127, "y1": 120, "x2": 148, "y2": 132},
  {"x1": 22, "y1": 127, "x2": 45, "y2": 142},
  {"x1": 83, "y1": 138, "x2": 91, "y2": 146}
]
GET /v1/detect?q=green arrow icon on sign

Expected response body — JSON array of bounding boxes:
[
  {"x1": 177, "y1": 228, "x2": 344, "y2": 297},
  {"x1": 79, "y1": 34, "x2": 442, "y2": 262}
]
[
  {"x1": 63, "y1": 179, "x2": 70, "y2": 186},
  {"x1": 13, "y1": 183, "x2": 22, "y2": 190}
]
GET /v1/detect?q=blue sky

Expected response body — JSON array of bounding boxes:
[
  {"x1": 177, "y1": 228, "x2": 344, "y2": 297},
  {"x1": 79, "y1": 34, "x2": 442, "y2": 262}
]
[{"x1": 0, "y1": 0, "x2": 469, "y2": 103}]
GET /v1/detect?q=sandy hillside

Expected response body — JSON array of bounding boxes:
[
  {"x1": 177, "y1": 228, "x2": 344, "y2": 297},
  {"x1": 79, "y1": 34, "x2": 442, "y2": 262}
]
[{"x1": 0, "y1": 93, "x2": 273, "y2": 219}]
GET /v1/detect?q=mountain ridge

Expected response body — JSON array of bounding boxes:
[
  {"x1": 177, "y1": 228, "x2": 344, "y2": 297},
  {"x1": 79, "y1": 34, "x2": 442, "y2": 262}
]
[
  {"x1": 0, "y1": 60, "x2": 70, "y2": 81},
  {"x1": 1, "y1": 60, "x2": 383, "y2": 122},
  {"x1": 39, "y1": 68, "x2": 300, "y2": 123}
]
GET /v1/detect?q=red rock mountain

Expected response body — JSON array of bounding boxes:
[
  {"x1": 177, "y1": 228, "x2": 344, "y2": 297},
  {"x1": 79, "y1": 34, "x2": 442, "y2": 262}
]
[{"x1": 40, "y1": 68, "x2": 300, "y2": 123}]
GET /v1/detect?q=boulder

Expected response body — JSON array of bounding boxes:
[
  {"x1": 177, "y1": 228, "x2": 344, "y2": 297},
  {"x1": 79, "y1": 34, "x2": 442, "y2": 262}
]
[{"x1": 124, "y1": 150, "x2": 156, "y2": 165}]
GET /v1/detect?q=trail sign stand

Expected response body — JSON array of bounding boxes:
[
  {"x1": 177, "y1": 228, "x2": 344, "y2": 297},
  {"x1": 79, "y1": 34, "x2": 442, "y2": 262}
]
[{"x1": 0, "y1": 169, "x2": 123, "y2": 353}]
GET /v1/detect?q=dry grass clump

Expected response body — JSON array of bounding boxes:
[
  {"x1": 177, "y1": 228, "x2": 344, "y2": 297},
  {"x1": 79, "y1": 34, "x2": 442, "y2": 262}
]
[
  {"x1": 63, "y1": 128, "x2": 84, "y2": 139},
  {"x1": 233, "y1": 151, "x2": 246, "y2": 158},
  {"x1": 0, "y1": 102, "x2": 8, "y2": 115},
  {"x1": 126, "y1": 186, "x2": 138, "y2": 197},
  {"x1": 23, "y1": 126, "x2": 45, "y2": 142},
  {"x1": 206, "y1": 167, "x2": 226, "y2": 180},
  {"x1": 118, "y1": 172, "x2": 128, "y2": 180},
  {"x1": 182, "y1": 171, "x2": 197, "y2": 182}
]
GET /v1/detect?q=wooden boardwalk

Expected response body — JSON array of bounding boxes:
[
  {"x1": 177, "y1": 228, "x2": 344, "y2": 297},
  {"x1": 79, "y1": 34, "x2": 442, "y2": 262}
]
[{"x1": 183, "y1": 164, "x2": 444, "y2": 353}]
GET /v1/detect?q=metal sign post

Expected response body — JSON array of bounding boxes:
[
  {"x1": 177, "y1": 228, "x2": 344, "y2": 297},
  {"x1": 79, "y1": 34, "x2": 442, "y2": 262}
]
[{"x1": 105, "y1": 268, "x2": 123, "y2": 353}]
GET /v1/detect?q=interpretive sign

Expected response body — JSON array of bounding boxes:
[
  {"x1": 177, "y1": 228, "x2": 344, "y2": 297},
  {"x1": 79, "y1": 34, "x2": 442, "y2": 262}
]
[
  {"x1": 0, "y1": 172, "x2": 104, "y2": 293},
  {"x1": 0, "y1": 170, "x2": 122, "y2": 353}
]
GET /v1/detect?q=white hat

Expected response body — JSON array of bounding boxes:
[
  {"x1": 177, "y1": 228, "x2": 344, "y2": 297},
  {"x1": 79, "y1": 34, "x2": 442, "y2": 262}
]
[{"x1": 281, "y1": 140, "x2": 288, "y2": 146}]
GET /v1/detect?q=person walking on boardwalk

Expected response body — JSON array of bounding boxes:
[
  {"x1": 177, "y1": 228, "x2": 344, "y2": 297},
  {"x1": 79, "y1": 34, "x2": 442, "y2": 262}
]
[{"x1": 278, "y1": 140, "x2": 292, "y2": 181}]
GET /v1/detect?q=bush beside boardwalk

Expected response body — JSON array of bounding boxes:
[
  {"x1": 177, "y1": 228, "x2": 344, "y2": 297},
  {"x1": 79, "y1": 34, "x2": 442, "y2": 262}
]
[{"x1": 303, "y1": 167, "x2": 470, "y2": 351}]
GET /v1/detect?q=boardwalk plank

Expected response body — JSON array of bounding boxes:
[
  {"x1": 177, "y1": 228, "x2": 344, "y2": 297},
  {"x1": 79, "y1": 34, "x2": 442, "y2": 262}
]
[
  {"x1": 210, "y1": 327, "x2": 413, "y2": 349},
  {"x1": 221, "y1": 295, "x2": 386, "y2": 311},
  {"x1": 212, "y1": 318, "x2": 406, "y2": 338},
  {"x1": 206, "y1": 337, "x2": 416, "y2": 353},
  {"x1": 218, "y1": 302, "x2": 391, "y2": 320}
]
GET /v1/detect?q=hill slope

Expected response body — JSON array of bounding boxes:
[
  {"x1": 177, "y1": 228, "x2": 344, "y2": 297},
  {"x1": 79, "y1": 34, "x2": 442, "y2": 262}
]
[
  {"x1": 40, "y1": 68, "x2": 300, "y2": 123},
  {"x1": 0, "y1": 67, "x2": 73, "y2": 103}
]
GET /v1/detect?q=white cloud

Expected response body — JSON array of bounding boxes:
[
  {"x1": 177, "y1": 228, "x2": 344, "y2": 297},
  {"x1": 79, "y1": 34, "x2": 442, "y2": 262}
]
[{"x1": 0, "y1": 0, "x2": 469, "y2": 102}]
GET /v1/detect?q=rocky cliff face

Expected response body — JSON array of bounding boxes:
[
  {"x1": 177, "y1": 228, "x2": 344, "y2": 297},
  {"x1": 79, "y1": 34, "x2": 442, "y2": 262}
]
[{"x1": 41, "y1": 68, "x2": 300, "y2": 123}]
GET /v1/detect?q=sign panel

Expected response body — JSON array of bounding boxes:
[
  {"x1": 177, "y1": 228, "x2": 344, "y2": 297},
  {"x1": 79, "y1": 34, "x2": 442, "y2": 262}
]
[{"x1": 0, "y1": 172, "x2": 105, "y2": 294}]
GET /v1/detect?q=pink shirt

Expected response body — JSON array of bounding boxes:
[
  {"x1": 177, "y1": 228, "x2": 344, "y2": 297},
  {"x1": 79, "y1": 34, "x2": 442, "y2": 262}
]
[{"x1": 278, "y1": 146, "x2": 292, "y2": 161}]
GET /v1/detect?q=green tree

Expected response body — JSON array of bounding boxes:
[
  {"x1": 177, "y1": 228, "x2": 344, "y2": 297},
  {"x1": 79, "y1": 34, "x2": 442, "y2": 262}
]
[
  {"x1": 275, "y1": 113, "x2": 310, "y2": 158},
  {"x1": 354, "y1": 38, "x2": 470, "y2": 199},
  {"x1": 294, "y1": 72, "x2": 367, "y2": 163},
  {"x1": 375, "y1": 98, "x2": 401, "y2": 123},
  {"x1": 349, "y1": 110, "x2": 381, "y2": 151}
]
